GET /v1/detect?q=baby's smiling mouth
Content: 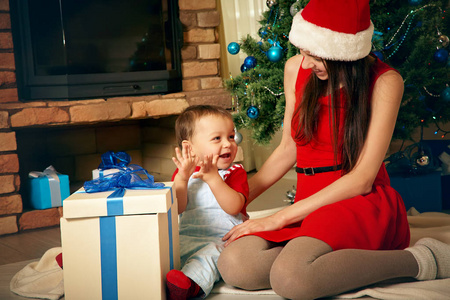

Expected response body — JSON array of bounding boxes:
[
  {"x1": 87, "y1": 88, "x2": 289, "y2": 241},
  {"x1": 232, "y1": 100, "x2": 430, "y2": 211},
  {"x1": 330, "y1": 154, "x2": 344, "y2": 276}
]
[{"x1": 219, "y1": 153, "x2": 231, "y2": 158}]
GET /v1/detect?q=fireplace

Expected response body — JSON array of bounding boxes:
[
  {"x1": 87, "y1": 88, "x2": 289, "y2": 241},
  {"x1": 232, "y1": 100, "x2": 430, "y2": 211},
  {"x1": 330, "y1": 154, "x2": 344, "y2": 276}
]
[
  {"x1": 9, "y1": 0, "x2": 183, "y2": 100},
  {"x1": 0, "y1": 0, "x2": 232, "y2": 236}
]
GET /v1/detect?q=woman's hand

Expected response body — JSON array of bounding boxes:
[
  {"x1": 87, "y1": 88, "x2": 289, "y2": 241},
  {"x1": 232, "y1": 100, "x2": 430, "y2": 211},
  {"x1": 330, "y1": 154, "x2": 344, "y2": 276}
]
[{"x1": 222, "y1": 215, "x2": 284, "y2": 247}]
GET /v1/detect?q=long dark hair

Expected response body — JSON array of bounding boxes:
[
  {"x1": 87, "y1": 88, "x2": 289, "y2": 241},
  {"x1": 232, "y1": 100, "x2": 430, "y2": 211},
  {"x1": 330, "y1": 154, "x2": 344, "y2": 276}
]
[{"x1": 293, "y1": 56, "x2": 372, "y2": 174}]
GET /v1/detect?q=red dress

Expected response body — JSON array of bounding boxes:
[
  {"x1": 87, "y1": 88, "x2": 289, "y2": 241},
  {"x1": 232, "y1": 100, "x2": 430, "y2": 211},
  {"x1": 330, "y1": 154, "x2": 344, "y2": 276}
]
[{"x1": 251, "y1": 57, "x2": 410, "y2": 251}]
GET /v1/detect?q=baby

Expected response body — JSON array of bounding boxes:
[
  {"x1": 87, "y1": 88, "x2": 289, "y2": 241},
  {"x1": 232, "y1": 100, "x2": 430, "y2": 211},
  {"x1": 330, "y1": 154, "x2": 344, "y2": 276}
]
[{"x1": 166, "y1": 105, "x2": 249, "y2": 299}]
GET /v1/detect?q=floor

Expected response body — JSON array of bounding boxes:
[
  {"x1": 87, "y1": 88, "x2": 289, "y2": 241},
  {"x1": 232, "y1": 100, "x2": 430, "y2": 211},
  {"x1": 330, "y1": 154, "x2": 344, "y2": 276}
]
[{"x1": 0, "y1": 169, "x2": 297, "y2": 300}]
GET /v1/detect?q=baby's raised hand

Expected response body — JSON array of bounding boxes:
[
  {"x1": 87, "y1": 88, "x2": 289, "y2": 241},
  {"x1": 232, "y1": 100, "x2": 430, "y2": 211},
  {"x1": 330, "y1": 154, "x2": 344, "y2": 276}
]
[
  {"x1": 192, "y1": 154, "x2": 219, "y2": 182},
  {"x1": 172, "y1": 144, "x2": 198, "y2": 181}
]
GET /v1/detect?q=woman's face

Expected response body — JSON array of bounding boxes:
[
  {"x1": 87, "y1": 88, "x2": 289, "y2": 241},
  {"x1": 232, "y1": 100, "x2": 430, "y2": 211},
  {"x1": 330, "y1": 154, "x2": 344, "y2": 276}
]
[{"x1": 300, "y1": 49, "x2": 328, "y2": 80}]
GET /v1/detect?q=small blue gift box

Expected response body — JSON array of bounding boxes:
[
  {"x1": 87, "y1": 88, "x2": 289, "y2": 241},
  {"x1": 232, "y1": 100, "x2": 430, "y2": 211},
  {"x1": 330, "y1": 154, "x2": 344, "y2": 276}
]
[{"x1": 28, "y1": 166, "x2": 70, "y2": 210}]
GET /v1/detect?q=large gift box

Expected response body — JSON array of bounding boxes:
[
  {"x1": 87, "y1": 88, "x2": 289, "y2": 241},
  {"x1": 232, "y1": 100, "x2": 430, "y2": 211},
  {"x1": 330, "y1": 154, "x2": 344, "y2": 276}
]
[
  {"x1": 28, "y1": 166, "x2": 70, "y2": 209},
  {"x1": 61, "y1": 181, "x2": 180, "y2": 300}
]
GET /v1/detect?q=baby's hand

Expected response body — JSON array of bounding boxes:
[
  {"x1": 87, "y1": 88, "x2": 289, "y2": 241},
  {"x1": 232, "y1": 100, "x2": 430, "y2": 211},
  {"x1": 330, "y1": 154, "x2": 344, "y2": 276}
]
[
  {"x1": 172, "y1": 144, "x2": 198, "y2": 181},
  {"x1": 192, "y1": 154, "x2": 219, "y2": 182}
]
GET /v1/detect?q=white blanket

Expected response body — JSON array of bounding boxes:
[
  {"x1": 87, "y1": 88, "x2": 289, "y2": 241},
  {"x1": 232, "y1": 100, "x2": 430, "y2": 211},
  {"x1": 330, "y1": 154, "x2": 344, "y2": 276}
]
[
  {"x1": 10, "y1": 207, "x2": 450, "y2": 300},
  {"x1": 10, "y1": 247, "x2": 63, "y2": 300}
]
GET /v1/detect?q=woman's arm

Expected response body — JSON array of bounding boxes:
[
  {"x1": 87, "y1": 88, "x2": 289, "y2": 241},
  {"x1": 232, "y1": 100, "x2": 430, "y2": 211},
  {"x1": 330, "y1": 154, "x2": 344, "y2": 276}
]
[
  {"x1": 247, "y1": 55, "x2": 300, "y2": 203},
  {"x1": 224, "y1": 69, "x2": 404, "y2": 245}
]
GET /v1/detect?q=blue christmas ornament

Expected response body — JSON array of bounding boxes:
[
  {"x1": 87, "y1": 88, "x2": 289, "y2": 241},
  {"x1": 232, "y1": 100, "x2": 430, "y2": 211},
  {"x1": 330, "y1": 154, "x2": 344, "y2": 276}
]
[
  {"x1": 408, "y1": 0, "x2": 422, "y2": 5},
  {"x1": 372, "y1": 31, "x2": 384, "y2": 50},
  {"x1": 434, "y1": 48, "x2": 449, "y2": 63},
  {"x1": 240, "y1": 64, "x2": 248, "y2": 73},
  {"x1": 244, "y1": 56, "x2": 257, "y2": 69},
  {"x1": 373, "y1": 51, "x2": 384, "y2": 61},
  {"x1": 247, "y1": 106, "x2": 260, "y2": 119},
  {"x1": 227, "y1": 42, "x2": 240, "y2": 55},
  {"x1": 267, "y1": 46, "x2": 283, "y2": 62},
  {"x1": 259, "y1": 27, "x2": 268, "y2": 38},
  {"x1": 441, "y1": 87, "x2": 450, "y2": 102},
  {"x1": 447, "y1": 56, "x2": 450, "y2": 68}
]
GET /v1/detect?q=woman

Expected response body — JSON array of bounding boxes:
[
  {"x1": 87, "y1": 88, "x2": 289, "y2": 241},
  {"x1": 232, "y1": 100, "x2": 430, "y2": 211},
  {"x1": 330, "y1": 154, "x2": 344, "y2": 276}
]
[{"x1": 217, "y1": 0, "x2": 450, "y2": 299}]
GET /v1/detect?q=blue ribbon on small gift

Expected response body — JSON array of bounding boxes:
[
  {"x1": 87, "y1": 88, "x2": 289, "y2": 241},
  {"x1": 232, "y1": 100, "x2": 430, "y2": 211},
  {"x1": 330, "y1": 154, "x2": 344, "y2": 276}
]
[
  {"x1": 83, "y1": 151, "x2": 173, "y2": 300},
  {"x1": 84, "y1": 151, "x2": 165, "y2": 216},
  {"x1": 29, "y1": 165, "x2": 62, "y2": 207}
]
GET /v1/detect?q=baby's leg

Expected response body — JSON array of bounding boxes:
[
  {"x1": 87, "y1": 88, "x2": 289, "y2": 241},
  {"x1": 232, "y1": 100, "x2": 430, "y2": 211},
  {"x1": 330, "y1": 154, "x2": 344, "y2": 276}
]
[
  {"x1": 270, "y1": 236, "x2": 418, "y2": 300},
  {"x1": 217, "y1": 235, "x2": 283, "y2": 290},
  {"x1": 181, "y1": 242, "x2": 222, "y2": 296}
]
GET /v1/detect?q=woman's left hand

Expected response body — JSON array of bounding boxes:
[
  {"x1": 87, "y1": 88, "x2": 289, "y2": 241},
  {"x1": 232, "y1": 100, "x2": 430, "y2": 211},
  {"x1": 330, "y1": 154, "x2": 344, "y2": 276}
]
[{"x1": 222, "y1": 215, "x2": 283, "y2": 247}]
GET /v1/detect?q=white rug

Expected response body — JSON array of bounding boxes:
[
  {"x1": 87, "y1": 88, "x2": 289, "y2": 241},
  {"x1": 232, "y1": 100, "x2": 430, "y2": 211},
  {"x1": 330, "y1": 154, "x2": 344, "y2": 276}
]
[{"x1": 4, "y1": 207, "x2": 450, "y2": 300}]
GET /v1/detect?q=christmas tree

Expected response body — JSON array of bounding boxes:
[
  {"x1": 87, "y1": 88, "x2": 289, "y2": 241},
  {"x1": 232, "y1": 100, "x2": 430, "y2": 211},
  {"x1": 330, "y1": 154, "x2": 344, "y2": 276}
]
[{"x1": 226, "y1": 0, "x2": 449, "y2": 144}]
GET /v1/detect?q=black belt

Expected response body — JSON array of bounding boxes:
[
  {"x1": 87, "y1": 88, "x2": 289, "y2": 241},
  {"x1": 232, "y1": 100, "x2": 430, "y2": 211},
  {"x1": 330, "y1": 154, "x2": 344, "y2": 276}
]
[{"x1": 295, "y1": 165, "x2": 342, "y2": 176}]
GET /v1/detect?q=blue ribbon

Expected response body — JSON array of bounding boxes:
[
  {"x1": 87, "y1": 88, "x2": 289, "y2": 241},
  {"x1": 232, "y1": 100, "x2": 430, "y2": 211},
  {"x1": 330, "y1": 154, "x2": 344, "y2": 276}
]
[
  {"x1": 268, "y1": 38, "x2": 282, "y2": 49},
  {"x1": 98, "y1": 151, "x2": 131, "y2": 170},
  {"x1": 168, "y1": 187, "x2": 174, "y2": 270},
  {"x1": 84, "y1": 163, "x2": 165, "y2": 216},
  {"x1": 99, "y1": 217, "x2": 118, "y2": 299}
]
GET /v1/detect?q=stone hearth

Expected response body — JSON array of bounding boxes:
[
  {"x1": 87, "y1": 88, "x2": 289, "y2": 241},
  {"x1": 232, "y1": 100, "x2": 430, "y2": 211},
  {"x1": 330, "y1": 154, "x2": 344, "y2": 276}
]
[{"x1": 0, "y1": 0, "x2": 232, "y2": 235}]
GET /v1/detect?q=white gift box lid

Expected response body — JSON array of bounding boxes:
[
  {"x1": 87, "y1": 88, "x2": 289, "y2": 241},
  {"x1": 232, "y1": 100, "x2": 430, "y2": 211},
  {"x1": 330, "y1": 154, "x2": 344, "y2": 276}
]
[
  {"x1": 92, "y1": 168, "x2": 120, "y2": 180},
  {"x1": 63, "y1": 181, "x2": 174, "y2": 219}
]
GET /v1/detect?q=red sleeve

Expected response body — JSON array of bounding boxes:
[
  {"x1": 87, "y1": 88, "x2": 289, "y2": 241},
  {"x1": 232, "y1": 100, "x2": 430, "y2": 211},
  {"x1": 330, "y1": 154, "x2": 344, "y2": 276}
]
[
  {"x1": 171, "y1": 169, "x2": 179, "y2": 181},
  {"x1": 171, "y1": 166, "x2": 201, "y2": 181},
  {"x1": 223, "y1": 164, "x2": 249, "y2": 216}
]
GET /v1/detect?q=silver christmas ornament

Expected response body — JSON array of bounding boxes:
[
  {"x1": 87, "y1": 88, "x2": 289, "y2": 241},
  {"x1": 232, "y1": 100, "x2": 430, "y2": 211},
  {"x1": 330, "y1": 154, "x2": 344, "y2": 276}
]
[
  {"x1": 284, "y1": 186, "x2": 296, "y2": 204},
  {"x1": 290, "y1": 1, "x2": 302, "y2": 16},
  {"x1": 416, "y1": 155, "x2": 430, "y2": 167},
  {"x1": 438, "y1": 34, "x2": 449, "y2": 48},
  {"x1": 234, "y1": 130, "x2": 243, "y2": 144},
  {"x1": 266, "y1": 0, "x2": 278, "y2": 8}
]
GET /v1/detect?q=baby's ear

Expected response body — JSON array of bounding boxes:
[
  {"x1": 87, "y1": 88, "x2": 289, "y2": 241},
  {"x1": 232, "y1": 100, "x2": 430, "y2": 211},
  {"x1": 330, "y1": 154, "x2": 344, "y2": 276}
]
[
  {"x1": 181, "y1": 140, "x2": 190, "y2": 148},
  {"x1": 181, "y1": 140, "x2": 194, "y2": 154}
]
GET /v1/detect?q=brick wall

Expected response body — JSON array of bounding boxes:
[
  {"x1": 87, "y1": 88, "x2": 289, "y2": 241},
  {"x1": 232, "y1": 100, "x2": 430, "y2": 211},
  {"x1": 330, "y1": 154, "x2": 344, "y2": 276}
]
[{"x1": 0, "y1": 0, "x2": 233, "y2": 235}]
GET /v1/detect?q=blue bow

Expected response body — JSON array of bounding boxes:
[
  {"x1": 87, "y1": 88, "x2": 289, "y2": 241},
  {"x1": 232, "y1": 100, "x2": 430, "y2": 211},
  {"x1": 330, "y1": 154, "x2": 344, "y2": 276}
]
[
  {"x1": 98, "y1": 151, "x2": 131, "y2": 170},
  {"x1": 84, "y1": 151, "x2": 165, "y2": 195},
  {"x1": 268, "y1": 38, "x2": 282, "y2": 48}
]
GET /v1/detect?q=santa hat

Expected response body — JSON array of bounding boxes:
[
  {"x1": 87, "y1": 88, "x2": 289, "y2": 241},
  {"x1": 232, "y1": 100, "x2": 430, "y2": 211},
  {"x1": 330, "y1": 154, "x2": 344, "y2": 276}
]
[{"x1": 289, "y1": 0, "x2": 374, "y2": 61}]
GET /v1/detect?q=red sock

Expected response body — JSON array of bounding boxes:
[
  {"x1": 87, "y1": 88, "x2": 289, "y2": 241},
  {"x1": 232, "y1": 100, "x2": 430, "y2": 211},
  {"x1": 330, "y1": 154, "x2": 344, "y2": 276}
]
[
  {"x1": 166, "y1": 269, "x2": 201, "y2": 300},
  {"x1": 55, "y1": 253, "x2": 63, "y2": 269}
]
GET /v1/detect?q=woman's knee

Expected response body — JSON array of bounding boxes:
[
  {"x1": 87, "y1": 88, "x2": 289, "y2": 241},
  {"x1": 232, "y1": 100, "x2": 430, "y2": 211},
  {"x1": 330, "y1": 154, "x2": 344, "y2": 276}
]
[
  {"x1": 218, "y1": 236, "x2": 277, "y2": 290},
  {"x1": 269, "y1": 237, "x2": 332, "y2": 299},
  {"x1": 270, "y1": 259, "x2": 319, "y2": 300},
  {"x1": 217, "y1": 245, "x2": 243, "y2": 285}
]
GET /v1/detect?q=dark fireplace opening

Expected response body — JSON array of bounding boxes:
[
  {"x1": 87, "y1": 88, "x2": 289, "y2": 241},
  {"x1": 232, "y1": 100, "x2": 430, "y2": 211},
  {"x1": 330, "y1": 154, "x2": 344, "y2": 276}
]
[
  {"x1": 15, "y1": 116, "x2": 178, "y2": 211},
  {"x1": 9, "y1": 0, "x2": 183, "y2": 101}
]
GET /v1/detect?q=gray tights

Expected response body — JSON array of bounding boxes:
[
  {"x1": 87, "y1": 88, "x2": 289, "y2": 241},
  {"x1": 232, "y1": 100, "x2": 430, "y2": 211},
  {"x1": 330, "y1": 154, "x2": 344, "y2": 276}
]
[{"x1": 217, "y1": 236, "x2": 418, "y2": 300}]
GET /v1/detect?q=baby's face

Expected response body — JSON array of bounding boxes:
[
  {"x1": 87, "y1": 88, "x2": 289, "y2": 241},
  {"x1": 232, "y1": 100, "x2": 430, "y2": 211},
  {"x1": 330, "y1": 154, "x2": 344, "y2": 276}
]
[{"x1": 189, "y1": 115, "x2": 237, "y2": 169}]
